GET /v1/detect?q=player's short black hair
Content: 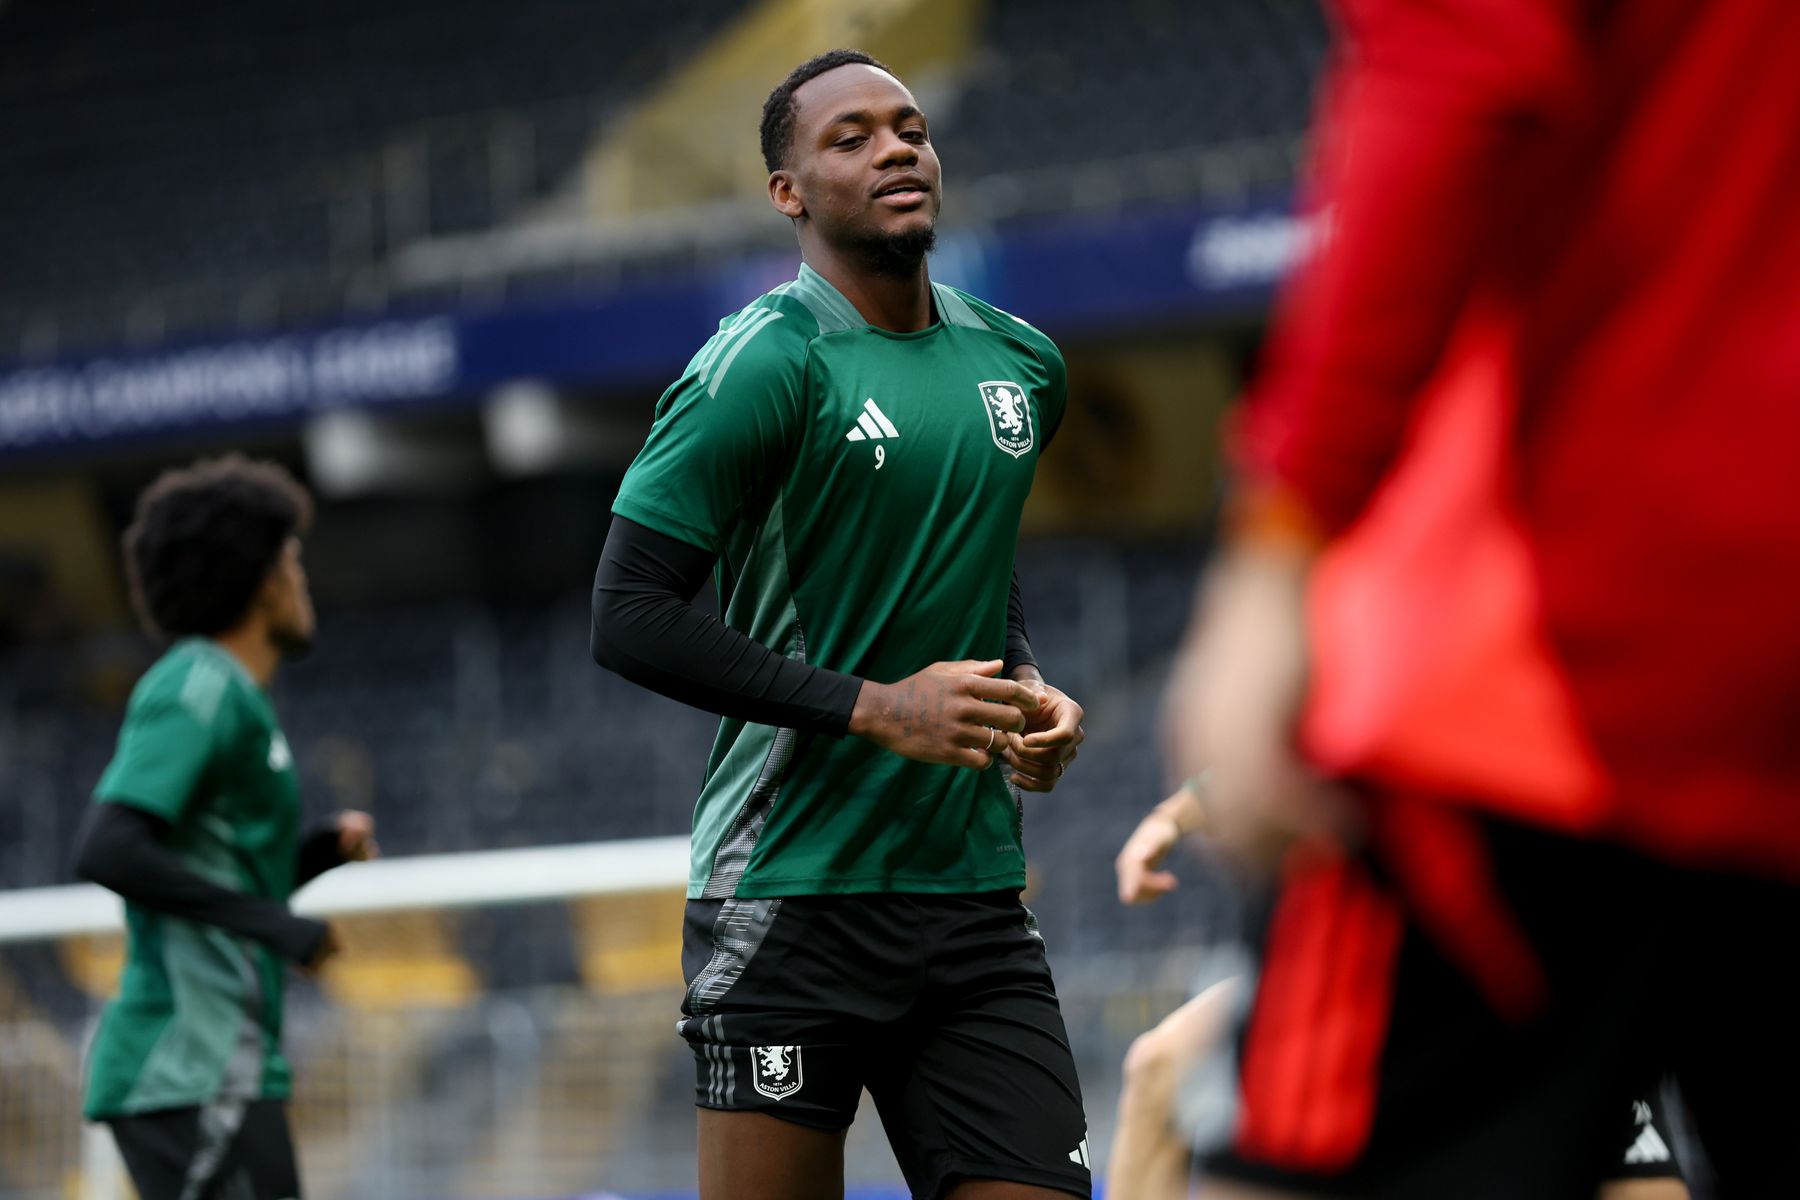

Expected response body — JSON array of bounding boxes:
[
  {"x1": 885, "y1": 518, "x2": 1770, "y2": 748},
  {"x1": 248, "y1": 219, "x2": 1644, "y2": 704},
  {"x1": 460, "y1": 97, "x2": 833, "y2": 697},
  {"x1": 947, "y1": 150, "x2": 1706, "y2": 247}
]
[
  {"x1": 760, "y1": 48, "x2": 892, "y2": 174},
  {"x1": 123, "y1": 454, "x2": 313, "y2": 640}
]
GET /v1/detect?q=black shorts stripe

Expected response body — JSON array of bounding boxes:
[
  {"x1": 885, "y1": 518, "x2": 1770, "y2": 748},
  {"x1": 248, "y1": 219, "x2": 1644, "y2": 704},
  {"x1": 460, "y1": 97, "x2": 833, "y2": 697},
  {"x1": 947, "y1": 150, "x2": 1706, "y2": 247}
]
[{"x1": 684, "y1": 897, "x2": 783, "y2": 1018}]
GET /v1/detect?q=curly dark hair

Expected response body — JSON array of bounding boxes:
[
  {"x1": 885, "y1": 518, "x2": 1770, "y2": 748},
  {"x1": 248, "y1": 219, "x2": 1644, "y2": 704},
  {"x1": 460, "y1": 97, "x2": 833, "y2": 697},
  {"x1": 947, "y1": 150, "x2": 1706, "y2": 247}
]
[
  {"x1": 123, "y1": 454, "x2": 313, "y2": 640},
  {"x1": 760, "y1": 48, "x2": 892, "y2": 174}
]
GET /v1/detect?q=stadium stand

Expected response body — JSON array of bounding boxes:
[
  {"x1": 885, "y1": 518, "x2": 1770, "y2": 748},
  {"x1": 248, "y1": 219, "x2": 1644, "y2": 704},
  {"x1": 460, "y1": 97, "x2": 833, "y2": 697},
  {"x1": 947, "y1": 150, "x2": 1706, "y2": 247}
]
[
  {"x1": 948, "y1": 0, "x2": 1326, "y2": 177},
  {"x1": 0, "y1": 0, "x2": 750, "y2": 354},
  {"x1": 0, "y1": 0, "x2": 1324, "y2": 358}
]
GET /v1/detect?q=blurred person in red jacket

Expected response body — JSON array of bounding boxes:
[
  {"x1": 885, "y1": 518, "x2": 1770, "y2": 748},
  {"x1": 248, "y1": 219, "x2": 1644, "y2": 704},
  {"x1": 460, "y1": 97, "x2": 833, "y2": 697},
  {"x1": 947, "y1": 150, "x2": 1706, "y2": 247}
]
[{"x1": 1165, "y1": 0, "x2": 1800, "y2": 1196}]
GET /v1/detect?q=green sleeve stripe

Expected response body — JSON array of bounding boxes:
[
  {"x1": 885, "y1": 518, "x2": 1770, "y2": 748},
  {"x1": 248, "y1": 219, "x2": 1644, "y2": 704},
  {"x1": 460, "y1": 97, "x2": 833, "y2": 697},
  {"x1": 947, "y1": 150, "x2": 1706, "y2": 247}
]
[
  {"x1": 178, "y1": 658, "x2": 229, "y2": 726},
  {"x1": 695, "y1": 306, "x2": 774, "y2": 389},
  {"x1": 706, "y1": 311, "x2": 783, "y2": 397},
  {"x1": 692, "y1": 306, "x2": 759, "y2": 382}
]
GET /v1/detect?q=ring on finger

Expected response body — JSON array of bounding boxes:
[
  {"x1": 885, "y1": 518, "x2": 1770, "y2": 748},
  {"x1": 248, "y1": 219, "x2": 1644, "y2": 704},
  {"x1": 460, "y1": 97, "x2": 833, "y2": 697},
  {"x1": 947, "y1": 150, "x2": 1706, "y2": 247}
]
[{"x1": 984, "y1": 727, "x2": 996, "y2": 752}]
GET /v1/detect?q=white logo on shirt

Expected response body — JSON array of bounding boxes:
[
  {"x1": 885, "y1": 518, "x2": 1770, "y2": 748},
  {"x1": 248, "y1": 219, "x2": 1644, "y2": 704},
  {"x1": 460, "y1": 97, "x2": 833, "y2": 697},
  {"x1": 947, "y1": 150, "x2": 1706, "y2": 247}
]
[
  {"x1": 979, "y1": 381, "x2": 1033, "y2": 458},
  {"x1": 268, "y1": 733, "x2": 292, "y2": 772},
  {"x1": 844, "y1": 398, "x2": 900, "y2": 443},
  {"x1": 845, "y1": 398, "x2": 899, "y2": 469}
]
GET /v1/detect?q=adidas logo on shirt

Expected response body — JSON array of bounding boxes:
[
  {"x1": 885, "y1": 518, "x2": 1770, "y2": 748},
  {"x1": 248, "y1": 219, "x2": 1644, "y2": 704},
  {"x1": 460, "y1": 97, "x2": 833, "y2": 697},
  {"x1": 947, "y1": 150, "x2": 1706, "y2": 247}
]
[{"x1": 844, "y1": 398, "x2": 900, "y2": 442}]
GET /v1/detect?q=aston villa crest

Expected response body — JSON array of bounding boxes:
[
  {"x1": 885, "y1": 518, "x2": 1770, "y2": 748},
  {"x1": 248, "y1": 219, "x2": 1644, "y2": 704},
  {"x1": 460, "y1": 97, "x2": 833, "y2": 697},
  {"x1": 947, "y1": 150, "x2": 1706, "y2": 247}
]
[
  {"x1": 751, "y1": 1045, "x2": 803, "y2": 1101},
  {"x1": 979, "y1": 380, "x2": 1034, "y2": 458}
]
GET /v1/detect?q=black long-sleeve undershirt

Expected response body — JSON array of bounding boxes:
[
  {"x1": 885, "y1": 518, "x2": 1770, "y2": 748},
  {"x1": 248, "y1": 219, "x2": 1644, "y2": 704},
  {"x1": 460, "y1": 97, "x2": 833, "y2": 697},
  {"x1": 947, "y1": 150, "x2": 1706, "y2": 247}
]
[
  {"x1": 1004, "y1": 568, "x2": 1037, "y2": 680},
  {"x1": 71, "y1": 804, "x2": 337, "y2": 964},
  {"x1": 589, "y1": 515, "x2": 1040, "y2": 733}
]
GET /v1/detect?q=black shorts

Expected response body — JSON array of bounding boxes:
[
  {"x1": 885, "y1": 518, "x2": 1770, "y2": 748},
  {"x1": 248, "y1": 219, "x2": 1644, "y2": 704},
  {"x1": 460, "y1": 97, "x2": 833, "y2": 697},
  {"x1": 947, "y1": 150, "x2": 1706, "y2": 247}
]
[
  {"x1": 679, "y1": 890, "x2": 1091, "y2": 1200},
  {"x1": 1208, "y1": 794, "x2": 1799, "y2": 1198},
  {"x1": 109, "y1": 1098, "x2": 299, "y2": 1200}
]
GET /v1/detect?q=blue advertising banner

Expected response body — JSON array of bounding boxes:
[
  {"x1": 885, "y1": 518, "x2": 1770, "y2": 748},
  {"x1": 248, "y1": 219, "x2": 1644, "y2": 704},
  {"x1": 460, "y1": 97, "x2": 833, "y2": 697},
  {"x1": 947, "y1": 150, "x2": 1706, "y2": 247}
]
[{"x1": 0, "y1": 196, "x2": 1307, "y2": 459}]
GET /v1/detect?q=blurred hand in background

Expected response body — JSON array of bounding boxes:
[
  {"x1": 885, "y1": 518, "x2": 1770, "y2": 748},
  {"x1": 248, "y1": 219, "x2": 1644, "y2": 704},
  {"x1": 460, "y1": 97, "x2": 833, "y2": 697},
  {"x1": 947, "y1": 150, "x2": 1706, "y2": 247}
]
[
  {"x1": 1162, "y1": 542, "x2": 1355, "y2": 873},
  {"x1": 336, "y1": 810, "x2": 379, "y2": 861}
]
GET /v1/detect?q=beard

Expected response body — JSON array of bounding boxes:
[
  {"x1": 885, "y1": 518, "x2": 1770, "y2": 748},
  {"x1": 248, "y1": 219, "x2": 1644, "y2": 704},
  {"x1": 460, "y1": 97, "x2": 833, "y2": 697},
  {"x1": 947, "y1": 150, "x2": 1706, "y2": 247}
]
[{"x1": 846, "y1": 221, "x2": 937, "y2": 278}]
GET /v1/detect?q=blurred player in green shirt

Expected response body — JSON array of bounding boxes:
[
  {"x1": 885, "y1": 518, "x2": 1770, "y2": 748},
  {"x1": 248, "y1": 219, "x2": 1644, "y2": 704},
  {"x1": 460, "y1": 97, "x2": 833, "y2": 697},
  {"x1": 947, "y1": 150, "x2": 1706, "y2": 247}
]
[{"x1": 72, "y1": 455, "x2": 377, "y2": 1200}]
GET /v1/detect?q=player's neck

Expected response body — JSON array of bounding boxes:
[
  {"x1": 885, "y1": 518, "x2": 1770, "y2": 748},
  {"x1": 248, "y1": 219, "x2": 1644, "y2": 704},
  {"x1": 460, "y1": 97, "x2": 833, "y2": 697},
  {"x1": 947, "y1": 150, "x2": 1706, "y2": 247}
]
[
  {"x1": 804, "y1": 249, "x2": 933, "y2": 333},
  {"x1": 210, "y1": 624, "x2": 281, "y2": 688}
]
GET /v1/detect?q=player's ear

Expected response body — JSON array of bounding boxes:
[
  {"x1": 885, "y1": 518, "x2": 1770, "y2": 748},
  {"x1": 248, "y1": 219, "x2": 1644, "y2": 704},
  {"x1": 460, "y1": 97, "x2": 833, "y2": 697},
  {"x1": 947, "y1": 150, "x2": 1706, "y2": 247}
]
[{"x1": 768, "y1": 170, "x2": 806, "y2": 220}]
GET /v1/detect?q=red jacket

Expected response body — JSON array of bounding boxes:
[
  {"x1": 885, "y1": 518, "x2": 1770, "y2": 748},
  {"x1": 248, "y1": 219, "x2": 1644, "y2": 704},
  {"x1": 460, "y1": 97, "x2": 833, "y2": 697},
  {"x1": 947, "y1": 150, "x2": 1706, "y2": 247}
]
[{"x1": 1241, "y1": 0, "x2": 1800, "y2": 877}]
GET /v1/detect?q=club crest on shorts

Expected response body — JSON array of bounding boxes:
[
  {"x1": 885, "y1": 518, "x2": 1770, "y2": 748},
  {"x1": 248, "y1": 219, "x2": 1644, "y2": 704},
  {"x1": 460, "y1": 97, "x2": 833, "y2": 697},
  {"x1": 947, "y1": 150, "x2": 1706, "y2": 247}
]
[
  {"x1": 978, "y1": 380, "x2": 1034, "y2": 458},
  {"x1": 751, "y1": 1045, "x2": 803, "y2": 1100}
]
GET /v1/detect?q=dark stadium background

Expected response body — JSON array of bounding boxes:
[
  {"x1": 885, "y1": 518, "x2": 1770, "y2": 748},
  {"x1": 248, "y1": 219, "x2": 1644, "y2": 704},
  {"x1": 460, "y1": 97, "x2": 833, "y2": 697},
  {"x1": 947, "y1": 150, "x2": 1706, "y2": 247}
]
[{"x1": 0, "y1": 1, "x2": 1362, "y2": 1196}]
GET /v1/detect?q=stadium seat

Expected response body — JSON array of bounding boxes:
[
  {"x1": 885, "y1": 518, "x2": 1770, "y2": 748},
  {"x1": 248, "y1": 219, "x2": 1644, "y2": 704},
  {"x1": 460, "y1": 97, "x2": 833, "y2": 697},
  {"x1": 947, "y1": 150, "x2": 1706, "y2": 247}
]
[
  {"x1": 317, "y1": 911, "x2": 480, "y2": 1009},
  {"x1": 571, "y1": 887, "x2": 689, "y2": 995}
]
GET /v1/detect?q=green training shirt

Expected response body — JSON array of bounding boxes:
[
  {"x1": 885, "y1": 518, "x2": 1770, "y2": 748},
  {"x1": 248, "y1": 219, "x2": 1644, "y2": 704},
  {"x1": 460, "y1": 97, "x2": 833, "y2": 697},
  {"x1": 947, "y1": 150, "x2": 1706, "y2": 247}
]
[
  {"x1": 84, "y1": 638, "x2": 301, "y2": 1119},
  {"x1": 613, "y1": 263, "x2": 1067, "y2": 899}
]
